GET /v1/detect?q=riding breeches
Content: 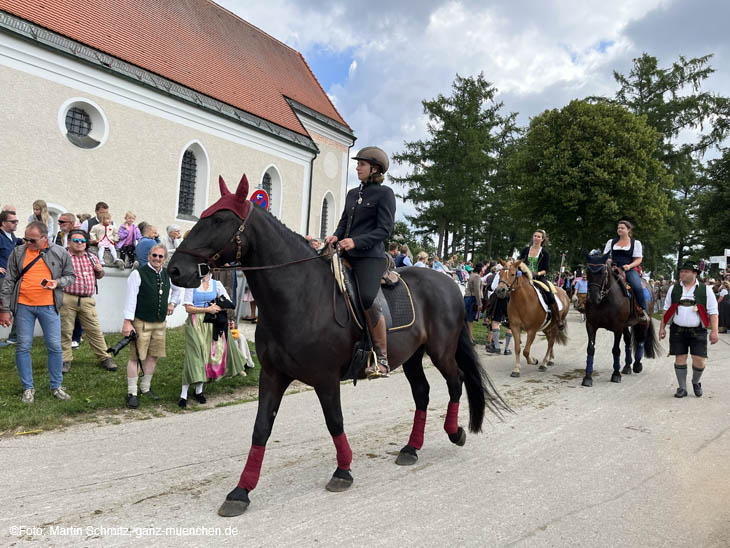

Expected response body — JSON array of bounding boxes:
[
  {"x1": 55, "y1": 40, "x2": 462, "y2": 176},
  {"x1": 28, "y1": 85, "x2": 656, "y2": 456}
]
[
  {"x1": 624, "y1": 268, "x2": 648, "y2": 311},
  {"x1": 348, "y1": 256, "x2": 387, "y2": 309}
]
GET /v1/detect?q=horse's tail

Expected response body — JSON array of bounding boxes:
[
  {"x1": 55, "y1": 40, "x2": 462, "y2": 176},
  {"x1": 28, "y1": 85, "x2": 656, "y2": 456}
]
[
  {"x1": 456, "y1": 323, "x2": 512, "y2": 433},
  {"x1": 633, "y1": 318, "x2": 661, "y2": 359},
  {"x1": 554, "y1": 319, "x2": 569, "y2": 345}
]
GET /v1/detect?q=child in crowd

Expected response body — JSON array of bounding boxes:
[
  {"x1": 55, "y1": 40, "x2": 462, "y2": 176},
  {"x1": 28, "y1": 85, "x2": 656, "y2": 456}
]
[
  {"x1": 117, "y1": 211, "x2": 141, "y2": 268},
  {"x1": 90, "y1": 212, "x2": 123, "y2": 268}
]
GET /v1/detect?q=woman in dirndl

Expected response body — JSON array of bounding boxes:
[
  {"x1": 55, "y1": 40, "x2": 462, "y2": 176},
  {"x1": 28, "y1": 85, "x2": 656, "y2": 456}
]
[{"x1": 179, "y1": 273, "x2": 250, "y2": 408}]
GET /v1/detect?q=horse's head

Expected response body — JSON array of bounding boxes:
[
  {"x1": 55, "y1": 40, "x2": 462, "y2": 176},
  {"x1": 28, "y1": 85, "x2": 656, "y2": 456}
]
[
  {"x1": 168, "y1": 174, "x2": 253, "y2": 288},
  {"x1": 495, "y1": 259, "x2": 521, "y2": 299},
  {"x1": 585, "y1": 251, "x2": 610, "y2": 305}
]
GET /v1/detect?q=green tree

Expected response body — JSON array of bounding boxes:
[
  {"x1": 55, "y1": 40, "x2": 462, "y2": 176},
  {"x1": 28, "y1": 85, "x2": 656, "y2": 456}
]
[
  {"x1": 697, "y1": 149, "x2": 730, "y2": 258},
  {"x1": 508, "y1": 99, "x2": 672, "y2": 270},
  {"x1": 391, "y1": 73, "x2": 520, "y2": 259},
  {"x1": 594, "y1": 53, "x2": 730, "y2": 265}
]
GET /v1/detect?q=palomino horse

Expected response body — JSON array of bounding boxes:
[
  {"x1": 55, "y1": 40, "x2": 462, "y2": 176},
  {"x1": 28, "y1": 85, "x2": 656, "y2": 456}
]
[
  {"x1": 167, "y1": 175, "x2": 510, "y2": 516},
  {"x1": 582, "y1": 253, "x2": 660, "y2": 387},
  {"x1": 494, "y1": 260, "x2": 570, "y2": 377}
]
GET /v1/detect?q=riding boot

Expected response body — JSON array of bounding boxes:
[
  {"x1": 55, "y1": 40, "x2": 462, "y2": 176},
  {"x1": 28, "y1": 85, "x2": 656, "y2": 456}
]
[
  {"x1": 364, "y1": 305, "x2": 389, "y2": 379},
  {"x1": 550, "y1": 302, "x2": 565, "y2": 330}
]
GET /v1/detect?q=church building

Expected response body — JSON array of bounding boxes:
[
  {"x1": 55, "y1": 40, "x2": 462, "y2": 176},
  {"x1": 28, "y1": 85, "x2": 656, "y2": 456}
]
[{"x1": 0, "y1": 0, "x2": 355, "y2": 239}]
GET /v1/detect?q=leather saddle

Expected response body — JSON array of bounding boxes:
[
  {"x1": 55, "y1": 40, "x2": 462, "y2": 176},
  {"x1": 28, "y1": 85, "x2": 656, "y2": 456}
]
[
  {"x1": 332, "y1": 252, "x2": 415, "y2": 333},
  {"x1": 610, "y1": 264, "x2": 647, "y2": 320}
]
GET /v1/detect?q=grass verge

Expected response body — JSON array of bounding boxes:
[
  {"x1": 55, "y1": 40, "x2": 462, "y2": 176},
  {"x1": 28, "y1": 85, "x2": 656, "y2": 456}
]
[{"x1": 0, "y1": 327, "x2": 260, "y2": 435}]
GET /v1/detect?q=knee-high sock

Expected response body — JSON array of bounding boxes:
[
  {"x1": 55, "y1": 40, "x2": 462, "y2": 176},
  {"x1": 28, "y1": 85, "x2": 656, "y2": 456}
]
[
  {"x1": 674, "y1": 364, "x2": 687, "y2": 390},
  {"x1": 127, "y1": 377, "x2": 138, "y2": 396},
  {"x1": 140, "y1": 374, "x2": 153, "y2": 393},
  {"x1": 492, "y1": 329, "x2": 501, "y2": 351},
  {"x1": 195, "y1": 382, "x2": 204, "y2": 394},
  {"x1": 504, "y1": 332, "x2": 512, "y2": 349},
  {"x1": 180, "y1": 384, "x2": 189, "y2": 399},
  {"x1": 692, "y1": 366, "x2": 704, "y2": 385}
]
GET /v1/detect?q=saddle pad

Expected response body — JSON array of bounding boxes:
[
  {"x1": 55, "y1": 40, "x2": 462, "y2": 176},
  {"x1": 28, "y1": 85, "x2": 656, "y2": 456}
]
[
  {"x1": 532, "y1": 285, "x2": 563, "y2": 312},
  {"x1": 382, "y1": 278, "x2": 415, "y2": 331},
  {"x1": 533, "y1": 279, "x2": 558, "y2": 294}
]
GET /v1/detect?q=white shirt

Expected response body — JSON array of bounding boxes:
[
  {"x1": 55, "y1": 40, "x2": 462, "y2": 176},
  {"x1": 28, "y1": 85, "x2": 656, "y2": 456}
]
[
  {"x1": 603, "y1": 239, "x2": 643, "y2": 258},
  {"x1": 719, "y1": 288, "x2": 728, "y2": 298},
  {"x1": 123, "y1": 264, "x2": 182, "y2": 320},
  {"x1": 414, "y1": 261, "x2": 427, "y2": 268},
  {"x1": 663, "y1": 281, "x2": 719, "y2": 327}
]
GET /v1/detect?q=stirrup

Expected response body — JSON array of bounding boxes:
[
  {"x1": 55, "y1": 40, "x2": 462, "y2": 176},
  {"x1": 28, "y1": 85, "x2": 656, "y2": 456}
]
[{"x1": 365, "y1": 354, "x2": 390, "y2": 379}]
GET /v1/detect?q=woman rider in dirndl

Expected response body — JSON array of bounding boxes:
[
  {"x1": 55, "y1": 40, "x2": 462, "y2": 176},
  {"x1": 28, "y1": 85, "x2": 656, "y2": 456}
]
[{"x1": 325, "y1": 147, "x2": 396, "y2": 378}]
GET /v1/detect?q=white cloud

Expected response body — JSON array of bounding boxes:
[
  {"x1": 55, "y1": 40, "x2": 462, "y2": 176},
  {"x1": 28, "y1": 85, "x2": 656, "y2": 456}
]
[{"x1": 218, "y1": 0, "x2": 729, "y2": 220}]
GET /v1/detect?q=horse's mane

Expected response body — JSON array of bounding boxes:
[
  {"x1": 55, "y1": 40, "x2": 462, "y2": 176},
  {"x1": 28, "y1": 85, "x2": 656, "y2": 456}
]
[
  {"x1": 515, "y1": 261, "x2": 533, "y2": 282},
  {"x1": 253, "y1": 205, "x2": 317, "y2": 256}
]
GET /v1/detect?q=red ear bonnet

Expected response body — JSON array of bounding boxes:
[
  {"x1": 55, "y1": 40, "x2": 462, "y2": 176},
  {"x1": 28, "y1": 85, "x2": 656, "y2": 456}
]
[{"x1": 201, "y1": 174, "x2": 251, "y2": 219}]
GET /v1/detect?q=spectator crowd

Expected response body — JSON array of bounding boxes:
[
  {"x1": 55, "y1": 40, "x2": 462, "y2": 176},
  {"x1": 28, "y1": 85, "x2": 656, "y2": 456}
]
[{"x1": 0, "y1": 200, "x2": 253, "y2": 407}]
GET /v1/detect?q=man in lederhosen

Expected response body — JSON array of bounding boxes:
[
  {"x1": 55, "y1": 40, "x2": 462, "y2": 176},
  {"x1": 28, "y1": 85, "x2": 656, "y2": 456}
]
[{"x1": 659, "y1": 261, "x2": 719, "y2": 398}]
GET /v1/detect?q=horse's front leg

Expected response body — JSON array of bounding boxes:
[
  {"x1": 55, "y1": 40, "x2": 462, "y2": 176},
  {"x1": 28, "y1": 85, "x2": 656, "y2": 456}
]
[
  {"x1": 397, "y1": 347, "x2": 429, "y2": 465},
  {"x1": 611, "y1": 331, "x2": 622, "y2": 383},
  {"x1": 621, "y1": 327, "x2": 633, "y2": 375},
  {"x1": 510, "y1": 325, "x2": 522, "y2": 377},
  {"x1": 582, "y1": 324, "x2": 596, "y2": 387},
  {"x1": 523, "y1": 330, "x2": 539, "y2": 369},
  {"x1": 314, "y1": 381, "x2": 354, "y2": 492},
  {"x1": 218, "y1": 365, "x2": 292, "y2": 517}
]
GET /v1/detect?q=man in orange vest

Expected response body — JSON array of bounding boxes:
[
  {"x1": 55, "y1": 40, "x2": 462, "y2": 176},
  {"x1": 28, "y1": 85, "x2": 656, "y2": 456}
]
[{"x1": 659, "y1": 261, "x2": 719, "y2": 398}]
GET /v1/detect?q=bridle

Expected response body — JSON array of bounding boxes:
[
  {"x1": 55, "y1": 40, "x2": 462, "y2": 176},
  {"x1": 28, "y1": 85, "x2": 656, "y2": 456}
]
[
  {"x1": 586, "y1": 262, "x2": 609, "y2": 302},
  {"x1": 496, "y1": 268, "x2": 521, "y2": 294},
  {"x1": 175, "y1": 209, "x2": 332, "y2": 277}
]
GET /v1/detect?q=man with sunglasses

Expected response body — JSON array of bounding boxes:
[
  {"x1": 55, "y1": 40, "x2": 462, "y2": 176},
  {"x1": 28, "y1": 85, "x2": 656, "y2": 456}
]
[
  {"x1": 54, "y1": 213, "x2": 77, "y2": 248},
  {"x1": 122, "y1": 244, "x2": 181, "y2": 408},
  {"x1": 0, "y1": 210, "x2": 22, "y2": 346},
  {"x1": 60, "y1": 229, "x2": 118, "y2": 374},
  {"x1": 0, "y1": 221, "x2": 75, "y2": 403}
]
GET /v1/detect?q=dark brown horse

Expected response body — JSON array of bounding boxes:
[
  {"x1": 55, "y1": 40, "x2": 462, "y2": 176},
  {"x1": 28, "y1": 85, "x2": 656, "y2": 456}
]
[
  {"x1": 168, "y1": 175, "x2": 509, "y2": 516},
  {"x1": 495, "y1": 260, "x2": 569, "y2": 377},
  {"x1": 582, "y1": 253, "x2": 661, "y2": 387}
]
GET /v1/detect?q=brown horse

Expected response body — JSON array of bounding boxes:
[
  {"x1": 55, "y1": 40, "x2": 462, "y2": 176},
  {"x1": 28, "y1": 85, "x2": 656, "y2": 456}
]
[{"x1": 494, "y1": 260, "x2": 570, "y2": 377}]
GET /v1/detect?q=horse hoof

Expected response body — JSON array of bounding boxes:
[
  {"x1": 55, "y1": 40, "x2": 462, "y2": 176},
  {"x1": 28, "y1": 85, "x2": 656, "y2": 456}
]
[
  {"x1": 633, "y1": 362, "x2": 643, "y2": 373},
  {"x1": 449, "y1": 427, "x2": 467, "y2": 446},
  {"x1": 611, "y1": 372, "x2": 622, "y2": 383},
  {"x1": 217, "y1": 487, "x2": 250, "y2": 517},
  {"x1": 621, "y1": 365, "x2": 632, "y2": 375},
  {"x1": 396, "y1": 445, "x2": 418, "y2": 466},
  {"x1": 538, "y1": 365, "x2": 548, "y2": 372},
  {"x1": 510, "y1": 371, "x2": 521, "y2": 378},
  {"x1": 547, "y1": 361, "x2": 555, "y2": 367},
  {"x1": 582, "y1": 376, "x2": 593, "y2": 387},
  {"x1": 326, "y1": 467, "x2": 353, "y2": 492}
]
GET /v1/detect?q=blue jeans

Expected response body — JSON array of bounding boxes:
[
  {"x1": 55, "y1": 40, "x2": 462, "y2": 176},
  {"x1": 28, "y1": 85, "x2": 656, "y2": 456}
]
[
  {"x1": 15, "y1": 304, "x2": 63, "y2": 390},
  {"x1": 625, "y1": 268, "x2": 648, "y2": 312}
]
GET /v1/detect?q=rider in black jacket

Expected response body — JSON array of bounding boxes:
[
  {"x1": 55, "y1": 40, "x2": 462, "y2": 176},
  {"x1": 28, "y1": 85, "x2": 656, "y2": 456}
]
[{"x1": 326, "y1": 146, "x2": 396, "y2": 378}]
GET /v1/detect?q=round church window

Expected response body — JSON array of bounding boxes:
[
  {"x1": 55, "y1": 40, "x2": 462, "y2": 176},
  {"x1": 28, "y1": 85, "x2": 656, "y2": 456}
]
[{"x1": 58, "y1": 98, "x2": 109, "y2": 150}]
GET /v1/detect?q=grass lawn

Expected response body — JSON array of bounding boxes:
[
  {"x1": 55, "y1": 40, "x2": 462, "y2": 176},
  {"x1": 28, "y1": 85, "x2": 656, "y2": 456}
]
[{"x1": 0, "y1": 327, "x2": 260, "y2": 435}]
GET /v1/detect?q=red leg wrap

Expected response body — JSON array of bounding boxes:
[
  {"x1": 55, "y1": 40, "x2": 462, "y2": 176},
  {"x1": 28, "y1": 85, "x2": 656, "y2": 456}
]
[
  {"x1": 444, "y1": 401, "x2": 459, "y2": 435},
  {"x1": 407, "y1": 409, "x2": 427, "y2": 449},
  {"x1": 332, "y1": 432, "x2": 352, "y2": 470},
  {"x1": 237, "y1": 444, "x2": 266, "y2": 491}
]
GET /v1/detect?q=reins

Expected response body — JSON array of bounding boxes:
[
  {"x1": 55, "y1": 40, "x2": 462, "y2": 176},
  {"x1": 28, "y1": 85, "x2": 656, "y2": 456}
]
[
  {"x1": 176, "y1": 212, "x2": 348, "y2": 326},
  {"x1": 176, "y1": 211, "x2": 334, "y2": 274}
]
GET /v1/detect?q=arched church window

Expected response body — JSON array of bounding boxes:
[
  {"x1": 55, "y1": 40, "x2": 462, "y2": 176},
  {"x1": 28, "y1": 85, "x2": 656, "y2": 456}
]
[{"x1": 178, "y1": 150, "x2": 197, "y2": 217}]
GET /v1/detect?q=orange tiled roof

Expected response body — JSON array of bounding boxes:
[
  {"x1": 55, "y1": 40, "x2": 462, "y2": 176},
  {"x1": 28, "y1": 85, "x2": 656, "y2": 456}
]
[{"x1": 0, "y1": 0, "x2": 349, "y2": 137}]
